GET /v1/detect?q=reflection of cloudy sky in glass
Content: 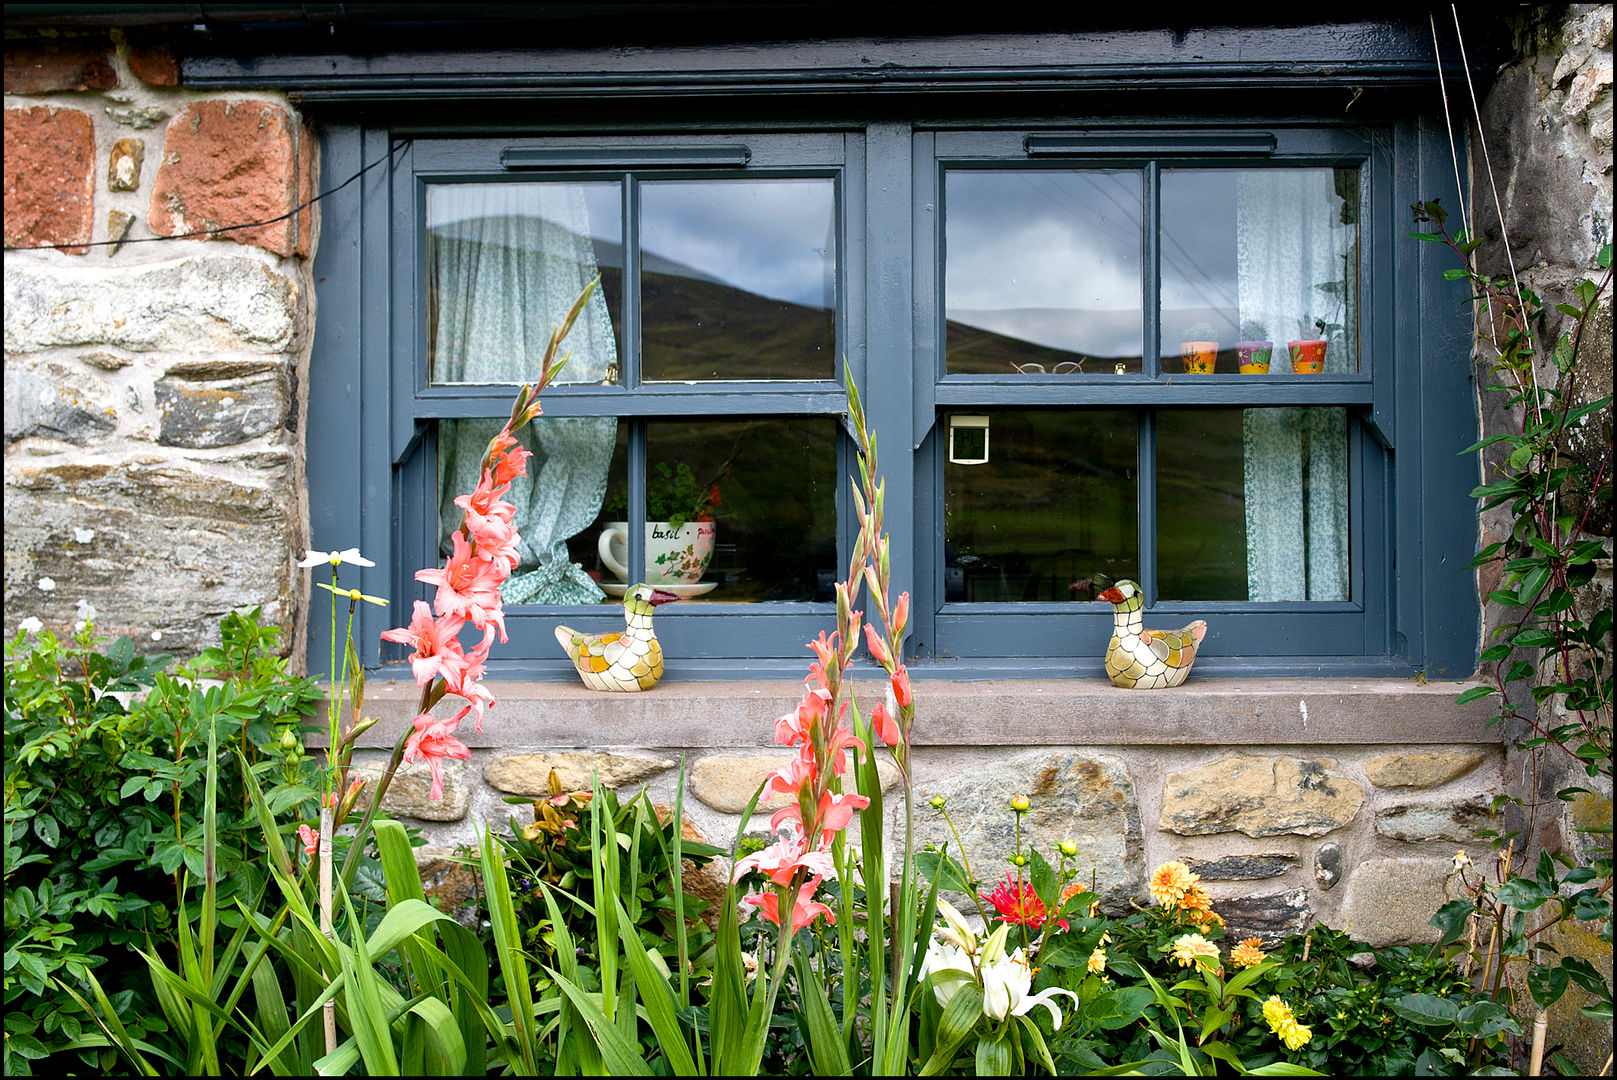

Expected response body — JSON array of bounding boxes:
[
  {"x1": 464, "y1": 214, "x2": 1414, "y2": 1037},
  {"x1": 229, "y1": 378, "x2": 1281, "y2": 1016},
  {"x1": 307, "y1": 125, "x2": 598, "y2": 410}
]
[
  {"x1": 1160, "y1": 169, "x2": 1239, "y2": 320},
  {"x1": 641, "y1": 179, "x2": 836, "y2": 309},
  {"x1": 946, "y1": 170, "x2": 1144, "y2": 356}
]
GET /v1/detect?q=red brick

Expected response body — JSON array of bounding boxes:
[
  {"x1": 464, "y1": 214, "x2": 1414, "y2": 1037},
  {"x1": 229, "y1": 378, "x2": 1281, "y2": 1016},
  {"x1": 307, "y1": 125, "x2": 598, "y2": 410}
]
[
  {"x1": 148, "y1": 100, "x2": 309, "y2": 258},
  {"x1": 125, "y1": 29, "x2": 181, "y2": 87},
  {"x1": 3, "y1": 107, "x2": 96, "y2": 255},
  {"x1": 3, "y1": 34, "x2": 117, "y2": 94}
]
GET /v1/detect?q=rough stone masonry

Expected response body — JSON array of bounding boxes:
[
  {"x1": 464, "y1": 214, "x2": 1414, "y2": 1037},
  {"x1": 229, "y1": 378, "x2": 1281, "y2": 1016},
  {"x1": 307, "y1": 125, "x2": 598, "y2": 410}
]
[{"x1": 4, "y1": 27, "x2": 315, "y2": 656}]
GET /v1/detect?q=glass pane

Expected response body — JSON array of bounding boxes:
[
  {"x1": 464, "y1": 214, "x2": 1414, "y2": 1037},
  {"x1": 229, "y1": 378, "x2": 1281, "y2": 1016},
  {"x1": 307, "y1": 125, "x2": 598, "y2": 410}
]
[
  {"x1": 944, "y1": 410, "x2": 1138, "y2": 602},
  {"x1": 1161, "y1": 168, "x2": 1359, "y2": 375},
  {"x1": 593, "y1": 418, "x2": 837, "y2": 602},
  {"x1": 426, "y1": 182, "x2": 622, "y2": 386},
  {"x1": 945, "y1": 170, "x2": 1144, "y2": 375},
  {"x1": 437, "y1": 416, "x2": 626, "y2": 606},
  {"x1": 1157, "y1": 408, "x2": 1349, "y2": 601},
  {"x1": 640, "y1": 179, "x2": 836, "y2": 381}
]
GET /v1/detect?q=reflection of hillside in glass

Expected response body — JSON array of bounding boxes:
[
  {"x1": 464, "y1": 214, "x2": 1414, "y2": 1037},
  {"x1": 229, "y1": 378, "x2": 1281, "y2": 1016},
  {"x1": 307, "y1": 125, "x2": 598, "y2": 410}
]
[
  {"x1": 641, "y1": 269, "x2": 835, "y2": 381},
  {"x1": 945, "y1": 317, "x2": 1142, "y2": 375},
  {"x1": 1157, "y1": 410, "x2": 1249, "y2": 600}
]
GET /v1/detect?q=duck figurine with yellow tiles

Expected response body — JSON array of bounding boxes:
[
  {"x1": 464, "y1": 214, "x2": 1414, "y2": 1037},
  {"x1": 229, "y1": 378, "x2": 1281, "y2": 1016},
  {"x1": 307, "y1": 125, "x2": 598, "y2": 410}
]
[
  {"x1": 554, "y1": 583, "x2": 680, "y2": 692},
  {"x1": 1096, "y1": 579, "x2": 1207, "y2": 689}
]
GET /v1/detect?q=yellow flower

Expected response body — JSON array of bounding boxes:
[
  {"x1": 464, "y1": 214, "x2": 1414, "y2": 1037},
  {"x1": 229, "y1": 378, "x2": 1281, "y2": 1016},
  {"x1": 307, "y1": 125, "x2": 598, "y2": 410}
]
[
  {"x1": 1170, "y1": 933, "x2": 1220, "y2": 969},
  {"x1": 1088, "y1": 947, "x2": 1106, "y2": 974},
  {"x1": 1263, "y1": 995, "x2": 1312, "y2": 1050},
  {"x1": 1452, "y1": 849, "x2": 1473, "y2": 871},
  {"x1": 1231, "y1": 938, "x2": 1266, "y2": 968},
  {"x1": 1150, "y1": 861, "x2": 1199, "y2": 906}
]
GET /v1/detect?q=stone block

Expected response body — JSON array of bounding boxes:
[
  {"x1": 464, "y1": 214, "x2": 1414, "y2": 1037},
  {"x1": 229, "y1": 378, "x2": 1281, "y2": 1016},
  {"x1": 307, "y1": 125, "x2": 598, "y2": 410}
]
[
  {"x1": 351, "y1": 759, "x2": 469, "y2": 822},
  {"x1": 1338, "y1": 857, "x2": 1462, "y2": 946},
  {"x1": 1375, "y1": 796, "x2": 1495, "y2": 843},
  {"x1": 689, "y1": 752, "x2": 900, "y2": 814},
  {"x1": 913, "y1": 751, "x2": 1144, "y2": 911},
  {"x1": 1160, "y1": 755, "x2": 1364, "y2": 837},
  {"x1": 155, "y1": 369, "x2": 290, "y2": 448},
  {"x1": 106, "y1": 210, "x2": 134, "y2": 256},
  {"x1": 1185, "y1": 853, "x2": 1296, "y2": 881},
  {"x1": 3, "y1": 34, "x2": 117, "y2": 93},
  {"x1": 2, "y1": 455, "x2": 296, "y2": 653},
  {"x1": 125, "y1": 29, "x2": 181, "y2": 87},
  {"x1": 416, "y1": 854, "x2": 482, "y2": 924},
  {"x1": 4, "y1": 357, "x2": 117, "y2": 445},
  {"x1": 1213, "y1": 888, "x2": 1311, "y2": 947},
  {"x1": 3, "y1": 257, "x2": 300, "y2": 354},
  {"x1": 484, "y1": 751, "x2": 674, "y2": 795},
  {"x1": 4, "y1": 106, "x2": 95, "y2": 255},
  {"x1": 108, "y1": 137, "x2": 145, "y2": 192},
  {"x1": 1314, "y1": 842, "x2": 1342, "y2": 891},
  {"x1": 107, "y1": 104, "x2": 170, "y2": 130},
  {"x1": 149, "y1": 100, "x2": 314, "y2": 257},
  {"x1": 1364, "y1": 749, "x2": 1488, "y2": 788}
]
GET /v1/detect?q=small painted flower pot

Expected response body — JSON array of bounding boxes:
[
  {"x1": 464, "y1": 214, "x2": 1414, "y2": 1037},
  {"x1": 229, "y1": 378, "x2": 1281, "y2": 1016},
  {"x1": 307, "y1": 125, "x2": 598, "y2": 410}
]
[
  {"x1": 1287, "y1": 339, "x2": 1327, "y2": 374},
  {"x1": 1236, "y1": 340, "x2": 1273, "y2": 374},
  {"x1": 1179, "y1": 341, "x2": 1218, "y2": 374}
]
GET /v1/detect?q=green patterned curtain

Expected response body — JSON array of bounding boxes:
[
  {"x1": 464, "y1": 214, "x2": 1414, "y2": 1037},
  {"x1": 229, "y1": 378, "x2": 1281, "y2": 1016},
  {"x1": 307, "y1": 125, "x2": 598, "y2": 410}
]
[{"x1": 428, "y1": 183, "x2": 618, "y2": 605}]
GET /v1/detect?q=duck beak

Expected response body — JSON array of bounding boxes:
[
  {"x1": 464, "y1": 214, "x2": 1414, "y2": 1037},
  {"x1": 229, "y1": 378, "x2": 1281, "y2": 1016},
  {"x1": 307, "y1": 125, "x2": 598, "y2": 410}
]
[
  {"x1": 1096, "y1": 586, "x2": 1125, "y2": 603},
  {"x1": 649, "y1": 589, "x2": 682, "y2": 606}
]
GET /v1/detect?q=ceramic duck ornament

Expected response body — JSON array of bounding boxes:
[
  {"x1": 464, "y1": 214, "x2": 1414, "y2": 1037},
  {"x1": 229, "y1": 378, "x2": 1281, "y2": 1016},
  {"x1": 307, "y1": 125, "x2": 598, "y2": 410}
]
[
  {"x1": 1097, "y1": 580, "x2": 1207, "y2": 689},
  {"x1": 554, "y1": 583, "x2": 679, "y2": 692}
]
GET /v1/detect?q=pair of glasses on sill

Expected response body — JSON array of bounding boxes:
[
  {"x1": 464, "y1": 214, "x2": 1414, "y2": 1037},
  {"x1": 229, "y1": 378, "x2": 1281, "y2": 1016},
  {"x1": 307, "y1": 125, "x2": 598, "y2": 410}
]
[{"x1": 1011, "y1": 360, "x2": 1084, "y2": 375}]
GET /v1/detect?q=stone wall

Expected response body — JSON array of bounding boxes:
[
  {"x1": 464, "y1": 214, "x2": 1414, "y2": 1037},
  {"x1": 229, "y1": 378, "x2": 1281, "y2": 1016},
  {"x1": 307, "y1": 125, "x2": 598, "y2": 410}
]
[
  {"x1": 343, "y1": 677, "x2": 1503, "y2": 951},
  {"x1": 3, "y1": 27, "x2": 314, "y2": 655},
  {"x1": 1471, "y1": 6, "x2": 1613, "y2": 1073}
]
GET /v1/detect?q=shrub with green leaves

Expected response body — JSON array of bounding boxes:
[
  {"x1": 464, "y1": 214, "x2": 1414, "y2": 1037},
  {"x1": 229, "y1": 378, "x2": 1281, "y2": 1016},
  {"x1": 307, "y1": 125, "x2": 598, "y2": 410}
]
[{"x1": 2, "y1": 610, "x2": 323, "y2": 1075}]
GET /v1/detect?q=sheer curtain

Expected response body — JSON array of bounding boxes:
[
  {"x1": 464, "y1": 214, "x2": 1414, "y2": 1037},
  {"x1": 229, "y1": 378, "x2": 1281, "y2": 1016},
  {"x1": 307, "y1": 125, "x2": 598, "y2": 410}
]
[
  {"x1": 1235, "y1": 171, "x2": 1352, "y2": 601},
  {"x1": 428, "y1": 184, "x2": 619, "y2": 605}
]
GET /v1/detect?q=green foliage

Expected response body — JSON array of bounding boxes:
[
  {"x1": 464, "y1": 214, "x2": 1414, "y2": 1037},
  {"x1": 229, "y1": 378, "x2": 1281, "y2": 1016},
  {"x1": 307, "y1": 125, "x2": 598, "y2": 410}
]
[
  {"x1": 603, "y1": 460, "x2": 722, "y2": 529},
  {"x1": 2, "y1": 611, "x2": 323, "y2": 1076},
  {"x1": 1412, "y1": 200, "x2": 1614, "y2": 1062}
]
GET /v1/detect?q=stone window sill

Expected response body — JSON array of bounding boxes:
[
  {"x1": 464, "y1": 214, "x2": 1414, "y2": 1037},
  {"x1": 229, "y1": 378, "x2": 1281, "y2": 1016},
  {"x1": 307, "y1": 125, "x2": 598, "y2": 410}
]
[{"x1": 341, "y1": 676, "x2": 1499, "y2": 749}]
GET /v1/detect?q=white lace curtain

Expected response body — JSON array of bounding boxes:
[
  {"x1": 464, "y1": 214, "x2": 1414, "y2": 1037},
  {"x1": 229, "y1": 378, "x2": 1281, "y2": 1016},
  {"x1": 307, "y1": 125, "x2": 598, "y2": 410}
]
[
  {"x1": 428, "y1": 183, "x2": 619, "y2": 605},
  {"x1": 1235, "y1": 171, "x2": 1353, "y2": 601}
]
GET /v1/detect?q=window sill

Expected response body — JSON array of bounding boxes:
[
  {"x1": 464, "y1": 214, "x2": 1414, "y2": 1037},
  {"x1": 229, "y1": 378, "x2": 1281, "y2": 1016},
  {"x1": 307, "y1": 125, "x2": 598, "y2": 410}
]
[{"x1": 342, "y1": 676, "x2": 1499, "y2": 750}]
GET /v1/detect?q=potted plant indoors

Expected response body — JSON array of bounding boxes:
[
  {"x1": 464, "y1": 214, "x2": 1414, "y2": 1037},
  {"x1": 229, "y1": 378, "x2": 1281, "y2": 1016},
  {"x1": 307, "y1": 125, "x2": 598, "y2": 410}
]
[
  {"x1": 1236, "y1": 319, "x2": 1273, "y2": 374},
  {"x1": 1287, "y1": 316, "x2": 1328, "y2": 373},
  {"x1": 598, "y1": 462, "x2": 721, "y2": 592},
  {"x1": 1179, "y1": 320, "x2": 1219, "y2": 373}
]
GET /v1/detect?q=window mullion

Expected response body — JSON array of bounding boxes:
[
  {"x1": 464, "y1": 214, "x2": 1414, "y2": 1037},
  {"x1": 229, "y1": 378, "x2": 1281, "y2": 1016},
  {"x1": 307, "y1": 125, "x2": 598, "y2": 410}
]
[
  {"x1": 1143, "y1": 160, "x2": 1162, "y2": 379},
  {"x1": 1138, "y1": 410, "x2": 1159, "y2": 605}
]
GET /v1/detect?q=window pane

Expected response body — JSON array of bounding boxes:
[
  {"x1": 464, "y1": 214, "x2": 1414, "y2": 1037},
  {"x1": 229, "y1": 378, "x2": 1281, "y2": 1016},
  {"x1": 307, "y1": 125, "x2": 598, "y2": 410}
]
[
  {"x1": 640, "y1": 179, "x2": 836, "y2": 381},
  {"x1": 944, "y1": 409, "x2": 1138, "y2": 602},
  {"x1": 1161, "y1": 168, "x2": 1359, "y2": 374},
  {"x1": 426, "y1": 182, "x2": 622, "y2": 386},
  {"x1": 945, "y1": 170, "x2": 1144, "y2": 375},
  {"x1": 594, "y1": 418, "x2": 837, "y2": 602},
  {"x1": 437, "y1": 416, "x2": 625, "y2": 605},
  {"x1": 1157, "y1": 408, "x2": 1349, "y2": 601}
]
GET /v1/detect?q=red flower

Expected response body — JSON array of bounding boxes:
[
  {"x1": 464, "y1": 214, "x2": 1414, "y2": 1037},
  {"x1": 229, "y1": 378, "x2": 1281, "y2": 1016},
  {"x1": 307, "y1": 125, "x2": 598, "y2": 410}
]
[
  {"x1": 870, "y1": 701, "x2": 901, "y2": 747},
  {"x1": 890, "y1": 664, "x2": 913, "y2": 709},
  {"x1": 982, "y1": 872, "x2": 1067, "y2": 931}
]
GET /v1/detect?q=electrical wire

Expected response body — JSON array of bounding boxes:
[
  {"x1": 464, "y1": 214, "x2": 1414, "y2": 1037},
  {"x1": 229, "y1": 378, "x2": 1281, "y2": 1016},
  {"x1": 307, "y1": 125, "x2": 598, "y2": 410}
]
[{"x1": 2, "y1": 138, "x2": 412, "y2": 253}]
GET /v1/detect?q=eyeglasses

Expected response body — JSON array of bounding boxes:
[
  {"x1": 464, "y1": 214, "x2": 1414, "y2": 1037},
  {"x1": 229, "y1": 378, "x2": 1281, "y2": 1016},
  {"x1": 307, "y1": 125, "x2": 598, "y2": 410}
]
[{"x1": 1010, "y1": 360, "x2": 1084, "y2": 375}]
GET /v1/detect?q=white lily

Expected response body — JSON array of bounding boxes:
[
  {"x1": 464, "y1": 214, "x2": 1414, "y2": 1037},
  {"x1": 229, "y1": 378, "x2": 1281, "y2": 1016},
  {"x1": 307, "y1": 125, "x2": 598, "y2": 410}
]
[
  {"x1": 980, "y1": 944, "x2": 1081, "y2": 1030},
  {"x1": 298, "y1": 547, "x2": 376, "y2": 568},
  {"x1": 918, "y1": 936, "x2": 977, "y2": 1008},
  {"x1": 935, "y1": 897, "x2": 984, "y2": 955}
]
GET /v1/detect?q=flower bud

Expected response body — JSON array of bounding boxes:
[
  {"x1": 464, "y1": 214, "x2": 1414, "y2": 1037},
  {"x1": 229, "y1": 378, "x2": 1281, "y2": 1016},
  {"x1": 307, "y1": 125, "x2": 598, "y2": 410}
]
[
  {"x1": 930, "y1": 794, "x2": 948, "y2": 810},
  {"x1": 1058, "y1": 839, "x2": 1079, "y2": 858},
  {"x1": 1009, "y1": 853, "x2": 1029, "y2": 867},
  {"x1": 1010, "y1": 795, "x2": 1030, "y2": 813},
  {"x1": 279, "y1": 729, "x2": 301, "y2": 753}
]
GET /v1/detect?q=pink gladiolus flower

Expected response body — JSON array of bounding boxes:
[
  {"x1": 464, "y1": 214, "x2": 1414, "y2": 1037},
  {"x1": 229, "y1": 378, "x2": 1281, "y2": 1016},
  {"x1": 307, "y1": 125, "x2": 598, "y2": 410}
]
[
  {"x1": 891, "y1": 664, "x2": 912, "y2": 708},
  {"x1": 403, "y1": 712, "x2": 472, "y2": 799},
  {"x1": 871, "y1": 701, "x2": 901, "y2": 746},
  {"x1": 763, "y1": 754, "x2": 815, "y2": 800},
  {"x1": 775, "y1": 685, "x2": 831, "y2": 747},
  {"x1": 812, "y1": 790, "x2": 870, "y2": 846},
  {"x1": 742, "y1": 874, "x2": 838, "y2": 932},
  {"x1": 416, "y1": 532, "x2": 508, "y2": 642},
  {"x1": 892, "y1": 591, "x2": 910, "y2": 638},
  {"x1": 297, "y1": 823, "x2": 319, "y2": 856},
  {"x1": 807, "y1": 630, "x2": 838, "y2": 671},
  {"x1": 440, "y1": 634, "x2": 495, "y2": 732},
  {"x1": 462, "y1": 504, "x2": 521, "y2": 575},
  {"x1": 380, "y1": 600, "x2": 468, "y2": 688},
  {"x1": 863, "y1": 623, "x2": 893, "y2": 666},
  {"x1": 733, "y1": 833, "x2": 836, "y2": 887},
  {"x1": 454, "y1": 484, "x2": 516, "y2": 527}
]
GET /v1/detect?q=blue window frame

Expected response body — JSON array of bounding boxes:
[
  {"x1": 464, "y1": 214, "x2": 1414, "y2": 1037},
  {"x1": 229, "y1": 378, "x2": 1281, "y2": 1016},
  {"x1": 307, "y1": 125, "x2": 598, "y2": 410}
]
[{"x1": 307, "y1": 116, "x2": 1477, "y2": 681}]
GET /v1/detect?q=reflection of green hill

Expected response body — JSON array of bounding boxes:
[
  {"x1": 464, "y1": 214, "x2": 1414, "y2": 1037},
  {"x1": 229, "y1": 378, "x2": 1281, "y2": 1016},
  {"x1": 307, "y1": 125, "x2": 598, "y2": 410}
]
[
  {"x1": 946, "y1": 320, "x2": 1142, "y2": 375},
  {"x1": 639, "y1": 269, "x2": 835, "y2": 381}
]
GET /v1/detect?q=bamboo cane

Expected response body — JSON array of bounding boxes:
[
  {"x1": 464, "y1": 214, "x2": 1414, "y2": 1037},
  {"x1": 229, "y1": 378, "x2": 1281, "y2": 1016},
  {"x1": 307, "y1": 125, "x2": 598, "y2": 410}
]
[{"x1": 1527, "y1": 1009, "x2": 1548, "y2": 1075}]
